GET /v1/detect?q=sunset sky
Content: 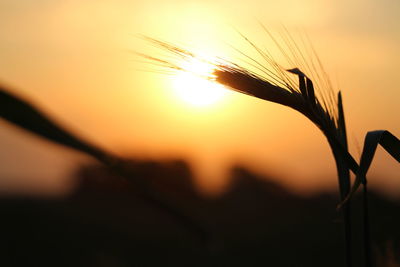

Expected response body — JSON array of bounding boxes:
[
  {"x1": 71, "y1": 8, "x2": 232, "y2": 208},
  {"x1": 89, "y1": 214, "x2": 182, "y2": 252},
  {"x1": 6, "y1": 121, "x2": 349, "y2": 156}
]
[{"x1": 0, "y1": 0, "x2": 399, "y2": 196}]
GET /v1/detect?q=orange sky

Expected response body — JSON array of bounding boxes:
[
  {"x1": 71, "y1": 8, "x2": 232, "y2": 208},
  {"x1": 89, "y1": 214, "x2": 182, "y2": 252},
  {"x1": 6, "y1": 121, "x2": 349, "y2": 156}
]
[{"x1": 0, "y1": 0, "x2": 399, "y2": 196}]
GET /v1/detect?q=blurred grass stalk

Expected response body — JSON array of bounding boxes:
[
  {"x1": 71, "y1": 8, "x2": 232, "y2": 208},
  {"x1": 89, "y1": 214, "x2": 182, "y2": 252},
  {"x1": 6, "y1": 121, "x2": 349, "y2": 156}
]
[
  {"x1": 143, "y1": 30, "x2": 400, "y2": 266},
  {"x1": 0, "y1": 86, "x2": 209, "y2": 244}
]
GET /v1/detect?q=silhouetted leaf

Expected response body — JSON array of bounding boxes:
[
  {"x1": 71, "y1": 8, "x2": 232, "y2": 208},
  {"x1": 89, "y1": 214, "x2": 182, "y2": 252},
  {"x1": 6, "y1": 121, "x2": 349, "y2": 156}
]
[
  {"x1": 338, "y1": 130, "x2": 400, "y2": 209},
  {"x1": 337, "y1": 91, "x2": 348, "y2": 148}
]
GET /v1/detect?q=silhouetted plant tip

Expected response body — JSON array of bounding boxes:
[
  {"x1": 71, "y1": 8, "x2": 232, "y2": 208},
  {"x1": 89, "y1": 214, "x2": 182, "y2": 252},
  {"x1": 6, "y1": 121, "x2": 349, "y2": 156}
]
[{"x1": 142, "y1": 29, "x2": 400, "y2": 267}]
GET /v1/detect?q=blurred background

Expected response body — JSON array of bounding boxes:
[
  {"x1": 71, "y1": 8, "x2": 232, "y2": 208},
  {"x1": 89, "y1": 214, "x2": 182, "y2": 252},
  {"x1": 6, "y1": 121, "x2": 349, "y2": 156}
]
[{"x1": 0, "y1": 0, "x2": 399, "y2": 266}]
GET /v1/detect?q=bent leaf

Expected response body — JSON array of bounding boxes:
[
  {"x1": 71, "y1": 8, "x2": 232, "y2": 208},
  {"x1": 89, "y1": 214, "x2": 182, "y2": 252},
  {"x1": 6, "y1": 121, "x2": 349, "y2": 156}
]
[{"x1": 338, "y1": 130, "x2": 400, "y2": 209}]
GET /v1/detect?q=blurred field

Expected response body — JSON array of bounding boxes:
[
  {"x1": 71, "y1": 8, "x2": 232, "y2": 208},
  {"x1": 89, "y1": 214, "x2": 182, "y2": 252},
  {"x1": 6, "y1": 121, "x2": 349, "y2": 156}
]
[{"x1": 1, "y1": 159, "x2": 399, "y2": 267}]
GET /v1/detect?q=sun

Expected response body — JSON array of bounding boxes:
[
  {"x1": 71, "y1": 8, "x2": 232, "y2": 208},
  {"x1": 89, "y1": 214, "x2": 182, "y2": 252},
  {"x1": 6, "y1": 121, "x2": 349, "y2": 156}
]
[{"x1": 172, "y1": 58, "x2": 228, "y2": 107}]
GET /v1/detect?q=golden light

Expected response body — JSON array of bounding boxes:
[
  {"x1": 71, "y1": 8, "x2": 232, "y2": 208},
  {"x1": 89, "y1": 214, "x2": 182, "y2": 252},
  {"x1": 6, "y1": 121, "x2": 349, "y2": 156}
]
[{"x1": 172, "y1": 58, "x2": 228, "y2": 107}]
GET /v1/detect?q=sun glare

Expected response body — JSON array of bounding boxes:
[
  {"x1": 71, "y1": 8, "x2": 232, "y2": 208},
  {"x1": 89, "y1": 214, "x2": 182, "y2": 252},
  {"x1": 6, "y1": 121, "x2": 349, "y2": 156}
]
[{"x1": 172, "y1": 58, "x2": 228, "y2": 107}]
